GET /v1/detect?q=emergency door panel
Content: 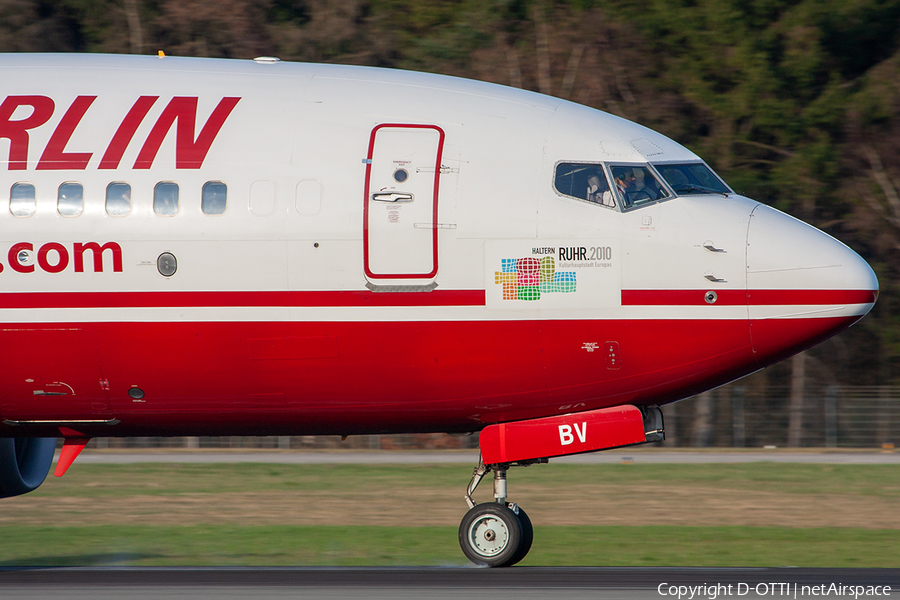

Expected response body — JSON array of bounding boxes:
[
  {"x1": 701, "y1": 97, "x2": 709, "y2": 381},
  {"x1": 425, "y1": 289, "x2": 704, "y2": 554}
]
[{"x1": 364, "y1": 124, "x2": 444, "y2": 279}]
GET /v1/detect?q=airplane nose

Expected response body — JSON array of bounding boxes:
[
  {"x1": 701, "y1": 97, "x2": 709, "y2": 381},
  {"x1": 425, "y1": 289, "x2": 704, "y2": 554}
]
[{"x1": 746, "y1": 204, "x2": 878, "y2": 368}]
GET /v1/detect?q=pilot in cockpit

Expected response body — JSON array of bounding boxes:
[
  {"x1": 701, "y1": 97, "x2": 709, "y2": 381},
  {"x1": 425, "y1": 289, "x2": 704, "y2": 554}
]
[{"x1": 631, "y1": 168, "x2": 658, "y2": 200}]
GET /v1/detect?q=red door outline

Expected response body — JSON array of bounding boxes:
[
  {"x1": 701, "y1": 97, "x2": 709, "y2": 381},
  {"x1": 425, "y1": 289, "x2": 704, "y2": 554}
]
[{"x1": 363, "y1": 123, "x2": 445, "y2": 279}]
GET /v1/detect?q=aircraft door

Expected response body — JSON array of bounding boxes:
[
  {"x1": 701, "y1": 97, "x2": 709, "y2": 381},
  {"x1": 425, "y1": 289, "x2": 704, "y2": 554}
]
[{"x1": 364, "y1": 124, "x2": 444, "y2": 284}]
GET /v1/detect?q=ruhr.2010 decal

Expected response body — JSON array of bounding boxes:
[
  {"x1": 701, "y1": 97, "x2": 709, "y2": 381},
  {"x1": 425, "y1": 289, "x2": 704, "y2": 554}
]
[
  {"x1": 485, "y1": 240, "x2": 621, "y2": 310},
  {"x1": 494, "y1": 256, "x2": 576, "y2": 301}
]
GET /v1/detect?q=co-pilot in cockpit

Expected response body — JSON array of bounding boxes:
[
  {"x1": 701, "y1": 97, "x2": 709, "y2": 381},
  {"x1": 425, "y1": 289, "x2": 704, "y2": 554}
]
[
  {"x1": 586, "y1": 172, "x2": 615, "y2": 207},
  {"x1": 554, "y1": 163, "x2": 618, "y2": 209}
]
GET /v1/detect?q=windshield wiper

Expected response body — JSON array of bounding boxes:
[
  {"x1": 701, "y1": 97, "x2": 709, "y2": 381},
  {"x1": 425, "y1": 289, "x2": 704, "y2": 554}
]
[{"x1": 674, "y1": 183, "x2": 721, "y2": 194}]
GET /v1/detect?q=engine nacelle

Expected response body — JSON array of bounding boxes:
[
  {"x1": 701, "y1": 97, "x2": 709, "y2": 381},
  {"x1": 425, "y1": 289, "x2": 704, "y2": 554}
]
[{"x1": 0, "y1": 437, "x2": 56, "y2": 499}]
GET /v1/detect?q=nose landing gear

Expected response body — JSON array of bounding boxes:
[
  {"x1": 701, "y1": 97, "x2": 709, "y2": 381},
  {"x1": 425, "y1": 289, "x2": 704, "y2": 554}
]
[
  {"x1": 458, "y1": 405, "x2": 663, "y2": 566},
  {"x1": 458, "y1": 458, "x2": 539, "y2": 567}
]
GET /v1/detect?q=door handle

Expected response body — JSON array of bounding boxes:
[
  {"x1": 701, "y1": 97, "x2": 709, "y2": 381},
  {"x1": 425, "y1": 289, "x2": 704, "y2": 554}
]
[{"x1": 372, "y1": 192, "x2": 414, "y2": 203}]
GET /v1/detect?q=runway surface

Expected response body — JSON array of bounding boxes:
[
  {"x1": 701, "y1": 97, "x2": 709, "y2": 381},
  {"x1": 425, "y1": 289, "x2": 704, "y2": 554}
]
[
  {"x1": 70, "y1": 449, "x2": 900, "y2": 465},
  {"x1": 2, "y1": 568, "x2": 899, "y2": 600}
]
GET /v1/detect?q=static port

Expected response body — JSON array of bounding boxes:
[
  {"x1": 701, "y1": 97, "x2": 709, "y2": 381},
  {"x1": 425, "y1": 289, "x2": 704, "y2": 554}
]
[{"x1": 128, "y1": 387, "x2": 145, "y2": 400}]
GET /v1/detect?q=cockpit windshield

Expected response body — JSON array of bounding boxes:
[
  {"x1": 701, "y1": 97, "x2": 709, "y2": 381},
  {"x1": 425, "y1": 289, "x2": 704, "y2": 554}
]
[
  {"x1": 654, "y1": 163, "x2": 730, "y2": 196},
  {"x1": 609, "y1": 164, "x2": 670, "y2": 209}
]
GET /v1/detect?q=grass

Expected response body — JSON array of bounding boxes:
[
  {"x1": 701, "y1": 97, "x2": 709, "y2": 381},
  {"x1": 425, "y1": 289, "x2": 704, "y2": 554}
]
[
  {"x1": 1, "y1": 462, "x2": 898, "y2": 567},
  {"x1": 22, "y1": 462, "x2": 900, "y2": 499},
  {"x1": 0, "y1": 525, "x2": 897, "y2": 567}
]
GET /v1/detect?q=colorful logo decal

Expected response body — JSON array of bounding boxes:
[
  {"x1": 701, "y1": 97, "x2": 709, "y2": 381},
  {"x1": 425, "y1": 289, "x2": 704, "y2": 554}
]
[{"x1": 494, "y1": 257, "x2": 576, "y2": 301}]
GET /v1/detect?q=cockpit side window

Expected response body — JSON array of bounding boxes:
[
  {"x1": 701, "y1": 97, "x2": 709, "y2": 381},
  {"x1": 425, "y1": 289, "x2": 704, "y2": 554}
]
[
  {"x1": 554, "y1": 162, "x2": 617, "y2": 209},
  {"x1": 610, "y1": 164, "x2": 670, "y2": 210},
  {"x1": 654, "y1": 163, "x2": 730, "y2": 196}
]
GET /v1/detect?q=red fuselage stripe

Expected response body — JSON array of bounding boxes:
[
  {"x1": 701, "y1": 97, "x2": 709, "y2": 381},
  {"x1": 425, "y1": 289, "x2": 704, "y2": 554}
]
[
  {"x1": 0, "y1": 289, "x2": 876, "y2": 310},
  {"x1": 0, "y1": 290, "x2": 486, "y2": 309},
  {"x1": 622, "y1": 290, "x2": 746, "y2": 305},
  {"x1": 621, "y1": 289, "x2": 877, "y2": 306}
]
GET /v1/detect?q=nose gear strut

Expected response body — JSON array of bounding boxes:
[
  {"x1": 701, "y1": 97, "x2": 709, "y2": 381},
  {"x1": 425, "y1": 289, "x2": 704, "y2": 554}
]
[{"x1": 459, "y1": 454, "x2": 542, "y2": 567}]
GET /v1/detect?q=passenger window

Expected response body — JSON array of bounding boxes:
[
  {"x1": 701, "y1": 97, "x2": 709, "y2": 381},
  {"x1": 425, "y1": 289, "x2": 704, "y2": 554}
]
[
  {"x1": 154, "y1": 182, "x2": 179, "y2": 216},
  {"x1": 554, "y1": 163, "x2": 617, "y2": 209},
  {"x1": 10, "y1": 183, "x2": 35, "y2": 217},
  {"x1": 58, "y1": 182, "x2": 83, "y2": 217},
  {"x1": 202, "y1": 181, "x2": 227, "y2": 215},
  {"x1": 610, "y1": 165, "x2": 670, "y2": 209},
  {"x1": 106, "y1": 182, "x2": 132, "y2": 216}
]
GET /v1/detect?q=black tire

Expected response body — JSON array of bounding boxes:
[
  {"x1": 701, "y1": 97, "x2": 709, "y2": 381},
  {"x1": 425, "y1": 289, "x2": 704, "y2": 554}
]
[
  {"x1": 458, "y1": 503, "x2": 523, "y2": 567},
  {"x1": 508, "y1": 505, "x2": 533, "y2": 566}
]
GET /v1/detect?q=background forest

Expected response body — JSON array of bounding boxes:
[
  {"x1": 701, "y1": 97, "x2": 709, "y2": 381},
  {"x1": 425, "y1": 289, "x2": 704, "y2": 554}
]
[{"x1": 1, "y1": 0, "x2": 898, "y2": 446}]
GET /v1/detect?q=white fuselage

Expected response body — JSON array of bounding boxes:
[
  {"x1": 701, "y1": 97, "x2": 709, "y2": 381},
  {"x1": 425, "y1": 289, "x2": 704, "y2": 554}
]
[{"x1": 0, "y1": 54, "x2": 876, "y2": 437}]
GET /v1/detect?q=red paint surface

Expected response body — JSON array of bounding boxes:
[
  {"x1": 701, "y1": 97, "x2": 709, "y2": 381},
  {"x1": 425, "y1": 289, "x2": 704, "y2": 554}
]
[
  {"x1": 0, "y1": 289, "x2": 486, "y2": 309},
  {"x1": 0, "y1": 288, "x2": 871, "y2": 438},
  {"x1": 134, "y1": 97, "x2": 240, "y2": 169},
  {"x1": 479, "y1": 405, "x2": 646, "y2": 463},
  {"x1": 0, "y1": 288, "x2": 875, "y2": 309},
  {"x1": 750, "y1": 315, "x2": 862, "y2": 368},
  {"x1": 0, "y1": 318, "x2": 755, "y2": 436},
  {"x1": 0, "y1": 95, "x2": 55, "y2": 170},
  {"x1": 98, "y1": 96, "x2": 158, "y2": 169},
  {"x1": 36, "y1": 95, "x2": 96, "y2": 170},
  {"x1": 622, "y1": 289, "x2": 877, "y2": 306},
  {"x1": 54, "y1": 437, "x2": 89, "y2": 477},
  {"x1": 0, "y1": 94, "x2": 239, "y2": 172}
]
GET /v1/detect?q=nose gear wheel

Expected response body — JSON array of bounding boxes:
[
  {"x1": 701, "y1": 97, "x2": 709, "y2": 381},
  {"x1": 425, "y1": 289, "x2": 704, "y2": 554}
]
[{"x1": 459, "y1": 502, "x2": 523, "y2": 567}]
